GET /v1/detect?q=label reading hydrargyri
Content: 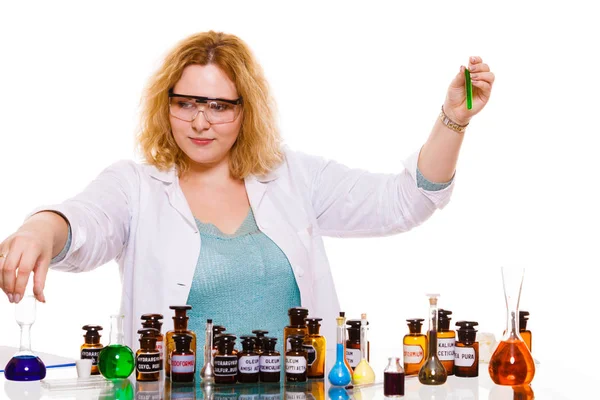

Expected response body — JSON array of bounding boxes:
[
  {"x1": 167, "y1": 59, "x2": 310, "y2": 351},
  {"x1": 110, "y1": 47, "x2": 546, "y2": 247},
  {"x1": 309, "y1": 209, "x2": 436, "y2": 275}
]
[
  {"x1": 171, "y1": 355, "x2": 195, "y2": 373},
  {"x1": 437, "y1": 338, "x2": 455, "y2": 361},
  {"x1": 260, "y1": 355, "x2": 281, "y2": 372},
  {"x1": 285, "y1": 356, "x2": 307, "y2": 374},
  {"x1": 346, "y1": 348, "x2": 361, "y2": 367},
  {"x1": 238, "y1": 355, "x2": 260, "y2": 374},
  {"x1": 455, "y1": 346, "x2": 476, "y2": 367},
  {"x1": 403, "y1": 344, "x2": 424, "y2": 364},
  {"x1": 81, "y1": 348, "x2": 102, "y2": 366},
  {"x1": 214, "y1": 355, "x2": 238, "y2": 376},
  {"x1": 303, "y1": 344, "x2": 316, "y2": 366},
  {"x1": 136, "y1": 352, "x2": 161, "y2": 373}
]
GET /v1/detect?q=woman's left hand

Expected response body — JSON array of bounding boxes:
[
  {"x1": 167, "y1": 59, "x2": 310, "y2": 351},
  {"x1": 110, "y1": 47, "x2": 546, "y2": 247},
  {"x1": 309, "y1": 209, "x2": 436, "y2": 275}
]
[{"x1": 443, "y1": 56, "x2": 495, "y2": 126}]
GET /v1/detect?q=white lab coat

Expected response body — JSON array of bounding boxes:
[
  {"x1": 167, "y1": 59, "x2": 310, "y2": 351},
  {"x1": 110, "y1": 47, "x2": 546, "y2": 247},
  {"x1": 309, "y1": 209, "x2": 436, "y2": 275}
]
[{"x1": 41, "y1": 148, "x2": 453, "y2": 350}]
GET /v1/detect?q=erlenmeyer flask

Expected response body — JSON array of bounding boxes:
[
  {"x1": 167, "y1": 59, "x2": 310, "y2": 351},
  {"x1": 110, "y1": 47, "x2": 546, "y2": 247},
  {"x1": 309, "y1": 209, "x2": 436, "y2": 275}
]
[
  {"x1": 488, "y1": 267, "x2": 535, "y2": 385},
  {"x1": 3, "y1": 295, "x2": 47, "y2": 381}
]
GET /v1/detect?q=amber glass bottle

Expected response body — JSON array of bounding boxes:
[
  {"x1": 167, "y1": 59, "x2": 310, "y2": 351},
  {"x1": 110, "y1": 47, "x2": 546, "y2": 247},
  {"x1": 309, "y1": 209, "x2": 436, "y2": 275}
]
[
  {"x1": 165, "y1": 306, "x2": 196, "y2": 377},
  {"x1": 81, "y1": 325, "x2": 103, "y2": 375},
  {"x1": 519, "y1": 311, "x2": 532, "y2": 352},
  {"x1": 170, "y1": 333, "x2": 195, "y2": 383},
  {"x1": 212, "y1": 325, "x2": 226, "y2": 357},
  {"x1": 136, "y1": 328, "x2": 161, "y2": 382},
  {"x1": 346, "y1": 319, "x2": 369, "y2": 369},
  {"x1": 437, "y1": 309, "x2": 455, "y2": 376},
  {"x1": 285, "y1": 336, "x2": 308, "y2": 382},
  {"x1": 403, "y1": 319, "x2": 426, "y2": 376},
  {"x1": 304, "y1": 318, "x2": 326, "y2": 378},
  {"x1": 214, "y1": 334, "x2": 238, "y2": 384},
  {"x1": 284, "y1": 308, "x2": 309, "y2": 351},
  {"x1": 238, "y1": 336, "x2": 260, "y2": 383},
  {"x1": 252, "y1": 330, "x2": 268, "y2": 356},
  {"x1": 260, "y1": 337, "x2": 281, "y2": 383},
  {"x1": 140, "y1": 314, "x2": 164, "y2": 371},
  {"x1": 454, "y1": 321, "x2": 479, "y2": 377}
]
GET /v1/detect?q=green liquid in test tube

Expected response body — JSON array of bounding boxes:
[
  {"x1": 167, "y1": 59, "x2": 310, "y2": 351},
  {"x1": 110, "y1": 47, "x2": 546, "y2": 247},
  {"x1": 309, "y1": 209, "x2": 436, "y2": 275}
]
[{"x1": 465, "y1": 68, "x2": 473, "y2": 110}]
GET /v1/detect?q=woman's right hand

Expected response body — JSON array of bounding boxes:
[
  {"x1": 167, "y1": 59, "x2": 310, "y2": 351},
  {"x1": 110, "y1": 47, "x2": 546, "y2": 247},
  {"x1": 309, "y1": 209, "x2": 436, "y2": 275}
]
[{"x1": 0, "y1": 212, "x2": 68, "y2": 304}]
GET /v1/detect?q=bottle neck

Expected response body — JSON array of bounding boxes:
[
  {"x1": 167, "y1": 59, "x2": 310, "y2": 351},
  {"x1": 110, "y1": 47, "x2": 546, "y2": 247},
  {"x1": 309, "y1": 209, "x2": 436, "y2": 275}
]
[
  {"x1": 109, "y1": 317, "x2": 125, "y2": 345},
  {"x1": 427, "y1": 302, "x2": 438, "y2": 356},
  {"x1": 360, "y1": 323, "x2": 368, "y2": 360},
  {"x1": 19, "y1": 324, "x2": 32, "y2": 353},
  {"x1": 204, "y1": 324, "x2": 213, "y2": 363},
  {"x1": 502, "y1": 268, "x2": 524, "y2": 339},
  {"x1": 174, "y1": 317, "x2": 189, "y2": 331}
]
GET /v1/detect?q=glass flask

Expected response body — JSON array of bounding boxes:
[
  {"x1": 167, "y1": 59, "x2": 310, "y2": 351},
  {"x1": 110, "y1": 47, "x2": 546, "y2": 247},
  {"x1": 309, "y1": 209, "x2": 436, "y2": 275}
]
[
  {"x1": 3, "y1": 295, "x2": 46, "y2": 381},
  {"x1": 352, "y1": 313, "x2": 375, "y2": 385},
  {"x1": 98, "y1": 315, "x2": 135, "y2": 379},
  {"x1": 327, "y1": 316, "x2": 352, "y2": 386},
  {"x1": 489, "y1": 267, "x2": 535, "y2": 386},
  {"x1": 418, "y1": 293, "x2": 447, "y2": 385}
]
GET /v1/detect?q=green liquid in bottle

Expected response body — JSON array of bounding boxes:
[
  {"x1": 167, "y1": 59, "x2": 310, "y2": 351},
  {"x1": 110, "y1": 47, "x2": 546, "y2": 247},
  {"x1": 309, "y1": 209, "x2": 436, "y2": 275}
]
[{"x1": 98, "y1": 344, "x2": 135, "y2": 379}]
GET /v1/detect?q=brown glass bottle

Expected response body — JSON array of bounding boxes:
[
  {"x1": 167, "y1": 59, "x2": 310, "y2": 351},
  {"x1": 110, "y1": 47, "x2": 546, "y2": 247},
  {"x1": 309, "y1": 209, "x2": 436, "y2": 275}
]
[
  {"x1": 212, "y1": 325, "x2": 226, "y2": 357},
  {"x1": 214, "y1": 334, "x2": 238, "y2": 384},
  {"x1": 81, "y1": 325, "x2": 103, "y2": 375},
  {"x1": 260, "y1": 337, "x2": 281, "y2": 383},
  {"x1": 519, "y1": 311, "x2": 532, "y2": 352},
  {"x1": 252, "y1": 329, "x2": 269, "y2": 355},
  {"x1": 437, "y1": 309, "x2": 455, "y2": 376},
  {"x1": 304, "y1": 318, "x2": 326, "y2": 378},
  {"x1": 238, "y1": 336, "x2": 260, "y2": 383},
  {"x1": 403, "y1": 318, "x2": 426, "y2": 376},
  {"x1": 136, "y1": 328, "x2": 161, "y2": 382},
  {"x1": 170, "y1": 333, "x2": 195, "y2": 383},
  {"x1": 165, "y1": 305, "x2": 196, "y2": 377},
  {"x1": 454, "y1": 321, "x2": 479, "y2": 377},
  {"x1": 140, "y1": 314, "x2": 164, "y2": 371},
  {"x1": 285, "y1": 336, "x2": 307, "y2": 382},
  {"x1": 284, "y1": 308, "x2": 309, "y2": 351},
  {"x1": 346, "y1": 319, "x2": 369, "y2": 369}
]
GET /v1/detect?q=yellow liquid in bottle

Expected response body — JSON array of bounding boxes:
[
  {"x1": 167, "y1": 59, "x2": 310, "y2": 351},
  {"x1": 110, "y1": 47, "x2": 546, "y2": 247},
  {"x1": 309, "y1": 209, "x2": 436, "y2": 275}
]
[{"x1": 352, "y1": 359, "x2": 375, "y2": 385}]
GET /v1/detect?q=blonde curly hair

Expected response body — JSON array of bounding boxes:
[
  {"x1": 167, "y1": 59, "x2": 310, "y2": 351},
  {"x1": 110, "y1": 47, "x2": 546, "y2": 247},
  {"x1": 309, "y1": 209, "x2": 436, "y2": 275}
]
[{"x1": 137, "y1": 31, "x2": 283, "y2": 178}]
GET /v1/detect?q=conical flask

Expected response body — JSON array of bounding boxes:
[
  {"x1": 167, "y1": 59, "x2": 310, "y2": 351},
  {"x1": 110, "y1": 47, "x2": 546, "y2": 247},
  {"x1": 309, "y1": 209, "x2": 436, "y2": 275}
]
[
  {"x1": 488, "y1": 267, "x2": 535, "y2": 385},
  {"x1": 418, "y1": 293, "x2": 447, "y2": 385}
]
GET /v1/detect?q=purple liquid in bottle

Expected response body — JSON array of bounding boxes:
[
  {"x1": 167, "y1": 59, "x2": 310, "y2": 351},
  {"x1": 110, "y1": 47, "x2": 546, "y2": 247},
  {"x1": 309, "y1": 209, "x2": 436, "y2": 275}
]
[
  {"x1": 384, "y1": 371, "x2": 405, "y2": 397},
  {"x1": 4, "y1": 355, "x2": 47, "y2": 381}
]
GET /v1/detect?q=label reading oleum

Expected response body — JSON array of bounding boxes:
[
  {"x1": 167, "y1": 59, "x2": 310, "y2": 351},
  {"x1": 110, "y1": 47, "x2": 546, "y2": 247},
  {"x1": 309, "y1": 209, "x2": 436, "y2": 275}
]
[
  {"x1": 171, "y1": 355, "x2": 195, "y2": 373},
  {"x1": 260, "y1": 355, "x2": 281, "y2": 372},
  {"x1": 437, "y1": 338, "x2": 455, "y2": 361},
  {"x1": 239, "y1": 355, "x2": 260, "y2": 374},
  {"x1": 285, "y1": 356, "x2": 307, "y2": 374},
  {"x1": 403, "y1": 344, "x2": 424, "y2": 364},
  {"x1": 455, "y1": 346, "x2": 476, "y2": 367},
  {"x1": 346, "y1": 348, "x2": 361, "y2": 367}
]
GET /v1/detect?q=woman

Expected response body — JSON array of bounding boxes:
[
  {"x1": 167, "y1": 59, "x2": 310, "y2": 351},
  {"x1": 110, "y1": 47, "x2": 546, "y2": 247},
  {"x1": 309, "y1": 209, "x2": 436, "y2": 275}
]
[{"x1": 0, "y1": 31, "x2": 494, "y2": 353}]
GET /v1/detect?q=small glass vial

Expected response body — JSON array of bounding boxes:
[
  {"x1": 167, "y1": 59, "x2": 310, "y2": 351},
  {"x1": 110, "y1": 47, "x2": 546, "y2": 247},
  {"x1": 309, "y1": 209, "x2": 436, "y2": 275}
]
[
  {"x1": 403, "y1": 319, "x2": 426, "y2": 376},
  {"x1": 170, "y1": 333, "x2": 195, "y2": 383},
  {"x1": 346, "y1": 319, "x2": 370, "y2": 369},
  {"x1": 252, "y1": 330, "x2": 269, "y2": 356},
  {"x1": 214, "y1": 334, "x2": 238, "y2": 384},
  {"x1": 304, "y1": 318, "x2": 326, "y2": 379},
  {"x1": 437, "y1": 309, "x2": 455, "y2": 376},
  {"x1": 140, "y1": 314, "x2": 164, "y2": 371},
  {"x1": 454, "y1": 321, "x2": 479, "y2": 377},
  {"x1": 238, "y1": 336, "x2": 260, "y2": 383},
  {"x1": 260, "y1": 337, "x2": 281, "y2": 383},
  {"x1": 81, "y1": 325, "x2": 103, "y2": 375},
  {"x1": 285, "y1": 336, "x2": 308, "y2": 382},
  {"x1": 284, "y1": 308, "x2": 309, "y2": 351},
  {"x1": 384, "y1": 357, "x2": 405, "y2": 397},
  {"x1": 520, "y1": 311, "x2": 532, "y2": 352},
  {"x1": 136, "y1": 328, "x2": 161, "y2": 382}
]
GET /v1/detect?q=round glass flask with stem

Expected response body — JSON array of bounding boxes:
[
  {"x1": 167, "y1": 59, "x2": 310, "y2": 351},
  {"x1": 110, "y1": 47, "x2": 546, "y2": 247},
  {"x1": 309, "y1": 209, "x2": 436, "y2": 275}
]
[{"x1": 418, "y1": 293, "x2": 447, "y2": 385}]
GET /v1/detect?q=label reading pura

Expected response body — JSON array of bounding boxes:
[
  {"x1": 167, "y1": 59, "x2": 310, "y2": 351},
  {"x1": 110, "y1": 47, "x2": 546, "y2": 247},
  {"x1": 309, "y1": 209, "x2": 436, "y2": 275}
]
[
  {"x1": 171, "y1": 355, "x2": 195, "y2": 373},
  {"x1": 403, "y1": 344, "x2": 424, "y2": 364},
  {"x1": 239, "y1": 355, "x2": 260, "y2": 374},
  {"x1": 81, "y1": 348, "x2": 102, "y2": 365},
  {"x1": 346, "y1": 348, "x2": 361, "y2": 367},
  {"x1": 136, "y1": 352, "x2": 161, "y2": 373},
  {"x1": 285, "y1": 356, "x2": 307, "y2": 374},
  {"x1": 303, "y1": 344, "x2": 316, "y2": 366},
  {"x1": 437, "y1": 338, "x2": 456, "y2": 361},
  {"x1": 260, "y1": 355, "x2": 281, "y2": 372},
  {"x1": 214, "y1": 355, "x2": 238, "y2": 376},
  {"x1": 455, "y1": 346, "x2": 476, "y2": 367}
]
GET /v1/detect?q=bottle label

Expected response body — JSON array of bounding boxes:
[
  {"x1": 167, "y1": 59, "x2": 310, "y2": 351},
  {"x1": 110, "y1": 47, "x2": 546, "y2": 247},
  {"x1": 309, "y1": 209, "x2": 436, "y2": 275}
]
[
  {"x1": 214, "y1": 355, "x2": 238, "y2": 376},
  {"x1": 403, "y1": 344, "x2": 424, "y2": 364},
  {"x1": 286, "y1": 392, "x2": 307, "y2": 400},
  {"x1": 455, "y1": 346, "x2": 476, "y2": 367},
  {"x1": 285, "y1": 356, "x2": 307, "y2": 374},
  {"x1": 303, "y1": 344, "x2": 316, "y2": 366},
  {"x1": 239, "y1": 355, "x2": 260, "y2": 374},
  {"x1": 260, "y1": 355, "x2": 281, "y2": 372},
  {"x1": 171, "y1": 354, "x2": 195, "y2": 373},
  {"x1": 81, "y1": 347, "x2": 102, "y2": 366},
  {"x1": 437, "y1": 338, "x2": 455, "y2": 361},
  {"x1": 346, "y1": 348, "x2": 361, "y2": 367},
  {"x1": 136, "y1": 352, "x2": 161, "y2": 373}
]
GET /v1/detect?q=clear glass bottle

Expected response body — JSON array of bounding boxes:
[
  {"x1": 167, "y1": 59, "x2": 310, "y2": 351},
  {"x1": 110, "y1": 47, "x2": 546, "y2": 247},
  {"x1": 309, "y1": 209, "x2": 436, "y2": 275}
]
[
  {"x1": 454, "y1": 321, "x2": 479, "y2": 377},
  {"x1": 98, "y1": 314, "x2": 135, "y2": 379},
  {"x1": 351, "y1": 313, "x2": 375, "y2": 385},
  {"x1": 284, "y1": 308, "x2": 309, "y2": 351},
  {"x1": 200, "y1": 319, "x2": 215, "y2": 384},
  {"x1": 3, "y1": 295, "x2": 46, "y2": 381},
  {"x1": 403, "y1": 318, "x2": 426, "y2": 376},
  {"x1": 81, "y1": 325, "x2": 103, "y2": 375},
  {"x1": 304, "y1": 318, "x2": 326, "y2": 379},
  {"x1": 136, "y1": 328, "x2": 161, "y2": 382},
  {"x1": 384, "y1": 357, "x2": 405, "y2": 397},
  {"x1": 418, "y1": 294, "x2": 447, "y2": 385},
  {"x1": 489, "y1": 267, "x2": 535, "y2": 386},
  {"x1": 328, "y1": 316, "x2": 352, "y2": 386}
]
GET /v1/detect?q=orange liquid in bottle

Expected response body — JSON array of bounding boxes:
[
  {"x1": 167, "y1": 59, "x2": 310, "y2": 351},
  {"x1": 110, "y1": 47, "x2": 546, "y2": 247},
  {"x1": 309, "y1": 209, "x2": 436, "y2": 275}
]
[{"x1": 488, "y1": 339, "x2": 535, "y2": 386}]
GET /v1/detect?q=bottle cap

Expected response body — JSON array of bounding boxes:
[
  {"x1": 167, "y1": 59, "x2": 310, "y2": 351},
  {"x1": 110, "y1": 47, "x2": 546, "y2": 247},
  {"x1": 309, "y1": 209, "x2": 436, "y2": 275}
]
[
  {"x1": 252, "y1": 329, "x2": 269, "y2": 337},
  {"x1": 288, "y1": 335, "x2": 305, "y2": 351},
  {"x1": 305, "y1": 318, "x2": 322, "y2": 334},
  {"x1": 216, "y1": 334, "x2": 237, "y2": 354},
  {"x1": 82, "y1": 325, "x2": 103, "y2": 344},
  {"x1": 173, "y1": 333, "x2": 193, "y2": 353},
  {"x1": 240, "y1": 335, "x2": 257, "y2": 352},
  {"x1": 141, "y1": 314, "x2": 163, "y2": 331},
  {"x1": 438, "y1": 309, "x2": 453, "y2": 331},
  {"x1": 406, "y1": 319, "x2": 425, "y2": 334},
  {"x1": 263, "y1": 337, "x2": 278, "y2": 351},
  {"x1": 213, "y1": 325, "x2": 226, "y2": 342},
  {"x1": 346, "y1": 319, "x2": 369, "y2": 342},
  {"x1": 455, "y1": 321, "x2": 478, "y2": 343},
  {"x1": 137, "y1": 328, "x2": 159, "y2": 337}
]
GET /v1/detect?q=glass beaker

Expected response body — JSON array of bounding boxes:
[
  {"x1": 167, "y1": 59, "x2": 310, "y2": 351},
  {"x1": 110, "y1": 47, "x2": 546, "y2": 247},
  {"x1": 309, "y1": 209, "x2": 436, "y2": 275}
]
[
  {"x1": 488, "y1": 267, "x2": 535, "y2": 385},
  {"x1": 3, "y1": 295, "x2": 46, "y2": 381}
]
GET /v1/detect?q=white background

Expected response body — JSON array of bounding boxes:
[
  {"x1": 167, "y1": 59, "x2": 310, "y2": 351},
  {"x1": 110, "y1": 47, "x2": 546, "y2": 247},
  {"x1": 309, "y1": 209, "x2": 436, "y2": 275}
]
[{"x1": 0, "y1": 1, "x2": 598, "y2": 398}]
